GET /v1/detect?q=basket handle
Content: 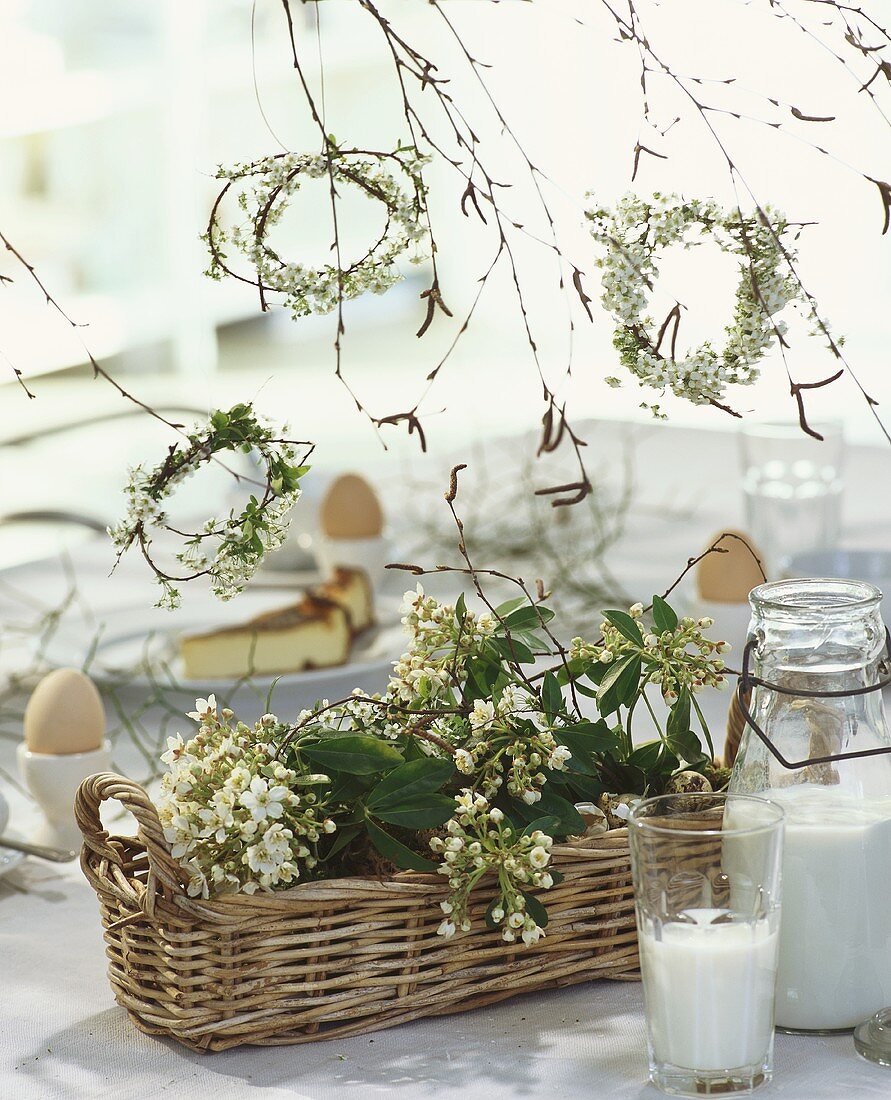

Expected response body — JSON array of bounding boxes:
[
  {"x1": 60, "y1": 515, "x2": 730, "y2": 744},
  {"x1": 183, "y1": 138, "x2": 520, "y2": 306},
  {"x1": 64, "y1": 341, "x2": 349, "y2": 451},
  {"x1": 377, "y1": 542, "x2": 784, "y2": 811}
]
[{"x1": 75, "y1": 772, "x2": 187, "y2": 894}]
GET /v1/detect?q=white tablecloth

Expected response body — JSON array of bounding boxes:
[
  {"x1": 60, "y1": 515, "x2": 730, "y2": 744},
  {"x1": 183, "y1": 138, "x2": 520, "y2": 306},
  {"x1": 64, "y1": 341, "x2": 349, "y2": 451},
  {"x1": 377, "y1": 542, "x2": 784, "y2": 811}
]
[
  {"x1": 3, "y1": 420, "x2": 891, "y2": 1099},
  {"x1": 1, "y1": 848, "x2": 888, "y2": 1099}
]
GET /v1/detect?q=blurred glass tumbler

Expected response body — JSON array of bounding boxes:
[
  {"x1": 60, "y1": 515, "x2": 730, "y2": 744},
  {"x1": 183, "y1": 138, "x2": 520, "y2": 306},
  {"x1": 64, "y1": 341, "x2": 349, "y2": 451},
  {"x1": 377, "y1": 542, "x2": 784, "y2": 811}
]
[
  {"x1": 628, "y1": 793, "x2": 785, "y2": 1097},
  {"x1": 740, "y1": 422, "x2": 844, "y2": 576}
]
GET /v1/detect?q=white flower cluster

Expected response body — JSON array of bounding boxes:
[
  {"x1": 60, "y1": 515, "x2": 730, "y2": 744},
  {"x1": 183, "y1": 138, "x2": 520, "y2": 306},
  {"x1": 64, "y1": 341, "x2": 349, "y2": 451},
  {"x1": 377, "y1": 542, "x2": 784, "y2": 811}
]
[
  {"x1": 570, "y1": 603, "x2": 730, "y2": 700},
  {"x1": 276, "y1": 586, "x2": 570, "y2": 948},
  {"x1": 206, "y1": 146, "x2": 430, "y2": 319},
  {"x1": 157, "y1": 696, "x2": 335, "y2": 897},
  {"x1": 297, "y1": 587, "x2": 573, "y2": 796},
  {"x1": 456, "y1": 686, "x2": 572, "y2": 804},
  {"x1": 389, "y1": 584, "x2": 496, "y2": 705},
  {"x1": 175, "y1": 482, "x2": 300, "y2": 605},
  {"x1": 431, "y1": 790, "x2": 554, "y2": 945},
  {"x1": 108, "y1": 406, "x2": 305, "y2": 609},
  {"x1": 586, "y1": 193, "x2": 803, "y2": 414}
]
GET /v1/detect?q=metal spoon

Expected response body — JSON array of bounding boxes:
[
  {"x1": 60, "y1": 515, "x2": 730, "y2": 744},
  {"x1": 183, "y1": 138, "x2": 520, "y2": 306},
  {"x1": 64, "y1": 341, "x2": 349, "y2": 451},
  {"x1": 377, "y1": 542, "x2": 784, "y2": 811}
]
[{"x1": 0, "y1": 836, "x2": 77, "y2": 863}]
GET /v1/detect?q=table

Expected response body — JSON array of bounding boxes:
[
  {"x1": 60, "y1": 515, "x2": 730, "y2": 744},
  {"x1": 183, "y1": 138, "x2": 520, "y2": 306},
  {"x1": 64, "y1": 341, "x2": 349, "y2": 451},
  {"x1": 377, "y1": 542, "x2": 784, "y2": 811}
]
[
  {"x1": 2, "y1": 853, "x2": 888, "y2": 1100},
  {"x1": 3, "y1": 420, "x2": 891, "y2": 1098}
]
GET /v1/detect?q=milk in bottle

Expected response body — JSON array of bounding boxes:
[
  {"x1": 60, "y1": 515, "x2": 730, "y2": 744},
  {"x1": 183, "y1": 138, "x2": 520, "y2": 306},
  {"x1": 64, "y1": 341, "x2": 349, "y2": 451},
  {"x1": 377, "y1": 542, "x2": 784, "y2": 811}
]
[{"x1": 730, "y1": 579, "x2": 891, "y2": 1032}]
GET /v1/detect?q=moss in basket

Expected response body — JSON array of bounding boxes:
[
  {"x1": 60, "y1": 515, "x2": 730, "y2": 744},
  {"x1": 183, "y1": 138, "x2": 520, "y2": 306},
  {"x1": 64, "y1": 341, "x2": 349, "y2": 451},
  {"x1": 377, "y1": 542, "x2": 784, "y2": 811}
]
[{"x1": 156, "y1": 579, "x2": 728, "y2": 949}]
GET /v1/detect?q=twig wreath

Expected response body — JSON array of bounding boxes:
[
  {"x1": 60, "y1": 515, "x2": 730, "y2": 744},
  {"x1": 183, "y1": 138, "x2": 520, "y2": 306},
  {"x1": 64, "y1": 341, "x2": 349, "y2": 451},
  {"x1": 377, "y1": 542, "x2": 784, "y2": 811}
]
[
  {"x1": 204, "y1": 143, "x2": 431, "y2": 319},
  {"x1": 586, "y1": 193, "x2": 819, "y2": 419},
  {"x1": 108, "y1": 404, "x2": 312, "y2": 609}
]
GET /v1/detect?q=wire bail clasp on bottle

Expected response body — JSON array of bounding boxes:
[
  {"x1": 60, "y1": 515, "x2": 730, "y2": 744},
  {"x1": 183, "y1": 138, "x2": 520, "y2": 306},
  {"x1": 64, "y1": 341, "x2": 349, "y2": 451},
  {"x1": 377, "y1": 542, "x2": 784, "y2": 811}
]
[{"x1": 735, "y1": 627, "x2": 891, "y2": 770}]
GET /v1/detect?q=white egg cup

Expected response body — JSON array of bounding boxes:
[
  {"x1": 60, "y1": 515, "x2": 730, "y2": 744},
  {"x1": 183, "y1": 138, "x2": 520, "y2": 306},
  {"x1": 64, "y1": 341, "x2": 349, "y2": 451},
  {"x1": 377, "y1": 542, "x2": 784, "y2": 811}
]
[
  {"x1": 315, "y1": 533, "x2": 391, "y2": 590},
  {"x1": 17, "y1": 740, "x2": 113, "y2": 850}
]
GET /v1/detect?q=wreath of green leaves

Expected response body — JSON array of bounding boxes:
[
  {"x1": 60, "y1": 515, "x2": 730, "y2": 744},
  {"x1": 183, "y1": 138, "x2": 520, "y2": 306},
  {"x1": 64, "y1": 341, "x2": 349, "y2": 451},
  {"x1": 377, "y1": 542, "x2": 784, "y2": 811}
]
[
  {"x1": 586, "y1": 193, "x2": 807, "y2": 418},
  {"x1": 204, "y1": 143, "x2": 430, "y2": 318},
  {"x1": 108, "y1": 404, "x2": 311, "y2": 609}
]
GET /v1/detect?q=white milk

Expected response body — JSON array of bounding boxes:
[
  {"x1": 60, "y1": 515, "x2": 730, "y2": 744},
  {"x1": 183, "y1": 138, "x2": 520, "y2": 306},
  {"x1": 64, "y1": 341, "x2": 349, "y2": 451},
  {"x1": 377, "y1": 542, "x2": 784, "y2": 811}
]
[
  {"x1": 639, "y1": 909, "x2": 779, "y2": 1071},
  {"x1": 757, "y1": 786, "x2": 891, "y2": 1031}
]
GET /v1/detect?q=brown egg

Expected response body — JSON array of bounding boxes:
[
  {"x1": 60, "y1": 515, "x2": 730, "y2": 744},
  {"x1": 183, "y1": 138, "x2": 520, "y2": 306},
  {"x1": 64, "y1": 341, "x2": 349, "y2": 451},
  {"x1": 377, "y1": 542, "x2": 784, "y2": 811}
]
[
  {"x1": 320, "y1": 473, "x2": 384, "y2": 539},
  {"x1": 24, "y1": 668, "x2": 106, "y2": 755},
  {"x1": 696, "y1": 529, "x2": 765, "y2": 603}
]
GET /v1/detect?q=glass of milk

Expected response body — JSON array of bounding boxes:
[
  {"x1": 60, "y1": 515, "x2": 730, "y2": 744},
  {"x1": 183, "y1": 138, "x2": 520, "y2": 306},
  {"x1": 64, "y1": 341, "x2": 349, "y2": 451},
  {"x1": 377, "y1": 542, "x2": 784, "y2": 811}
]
[
  {"x1": 629, "y1": 792, "x2": 785, "y2": 1097},
  {"x1": 730, "y1": 578, "x2": 891, "y2": 1035},
  {"x1": 739, "y1": 421, "x2": 843, "y2": 576}
]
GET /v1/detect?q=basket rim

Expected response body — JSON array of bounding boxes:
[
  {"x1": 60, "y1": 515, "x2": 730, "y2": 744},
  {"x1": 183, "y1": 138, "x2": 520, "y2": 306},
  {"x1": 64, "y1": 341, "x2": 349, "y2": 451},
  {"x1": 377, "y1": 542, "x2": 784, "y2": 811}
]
[
  {"x1": 77, "y1": 772, "x2": 630, "y2": 912},
  {"x1": 89, "y1": 824, "x2": 631, "y2": 908}
]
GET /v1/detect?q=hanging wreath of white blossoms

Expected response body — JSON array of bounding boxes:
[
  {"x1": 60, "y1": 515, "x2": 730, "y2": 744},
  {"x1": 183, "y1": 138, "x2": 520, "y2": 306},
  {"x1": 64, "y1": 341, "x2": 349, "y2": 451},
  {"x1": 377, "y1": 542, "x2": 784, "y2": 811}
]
[
  {"x1": 586, "y1": 193, "x2": 806, "y2": 418},
  {"x1": 108, "y1": 404, "x2": 310, "y2": 609},
  {"x1": 204, "y1": 143, "x2": 430, "y2": 318}
]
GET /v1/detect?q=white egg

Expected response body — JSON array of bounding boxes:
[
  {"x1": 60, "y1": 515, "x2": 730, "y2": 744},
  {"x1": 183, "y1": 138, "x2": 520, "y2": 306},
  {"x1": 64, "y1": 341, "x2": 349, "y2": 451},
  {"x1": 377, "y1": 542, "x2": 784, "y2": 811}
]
[
  {"x1": 24, "y1": 668, "x2": 106, "y2": 755},
  {"x1": 320, "y1": 474, "x2": 384, "y2": 539}
]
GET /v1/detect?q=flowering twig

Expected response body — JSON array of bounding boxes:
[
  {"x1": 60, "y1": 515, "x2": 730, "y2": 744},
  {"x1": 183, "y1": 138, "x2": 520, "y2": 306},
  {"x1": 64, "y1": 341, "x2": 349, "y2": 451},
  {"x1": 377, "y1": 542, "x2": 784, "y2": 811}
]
[{"x1": 108, "y1": 404, "x2": 313, "y2": 608}]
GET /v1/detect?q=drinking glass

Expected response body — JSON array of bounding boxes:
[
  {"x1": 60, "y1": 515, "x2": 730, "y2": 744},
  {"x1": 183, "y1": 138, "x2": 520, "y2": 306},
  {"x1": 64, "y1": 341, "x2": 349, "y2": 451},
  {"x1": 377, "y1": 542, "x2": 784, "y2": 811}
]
[
  {"x1": 739, "y1": 421, "x2": 844, "y2": 577},
  {"x1": 628, "y1": 793, "x2": 785, "y2": 1097}
]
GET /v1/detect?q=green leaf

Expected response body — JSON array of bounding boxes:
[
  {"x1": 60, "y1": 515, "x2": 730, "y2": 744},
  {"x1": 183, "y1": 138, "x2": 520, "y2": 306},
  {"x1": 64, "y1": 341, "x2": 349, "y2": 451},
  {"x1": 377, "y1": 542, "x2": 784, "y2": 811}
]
[
  {"x1": 364, "y1": 817, "x2": 438, "y2": 872},
  {"x1": 665, "y1": 726, "x2": 708, "y2": 766},
  {"x1": 597, "y1": 653, "x2": 634, "y2": 698},
  {"x1": 571, "y1": 680, "x2": 601, "y2": 699},
  {"x1": 556, "y1": 657, "x2": 590, "y2": 686},
  {"x1": 522, "y1": 891, "x2": 549, "y2": 929},
  {"x1": 664, "y1": 689, "x2": 708, "y2": 764},
  {"x1": 456, "y1": 592, "x2": 467, "y2": 621},
  {"x1": 597, "y1": 653, "x2": 641, "y2": 715},
  {"x1": 561, "y1": 771, "x2": 607, "y2": 804},
  {"x1": 467, "y1": 655, "x2": 502, "y2": 698},
  {"x1": 651, "y1": 594, "x2": 678, "y2": 634},
  {"x1": 320, "y1": 823, "x2": 362, "y2": 862},
  {"x1": 332, "y1": 805, "x2": 365, "y2": 827},
  {"x1": 602, "y1": 609, "x2": 644, "y2": 646},
  {"x1": 542, "y1": 671, "x2": 563, "y2": 717},
  {"x1": 403, "y1": 736, "x2": 427, "y2": 762},
  {"x1": 490, "y1": 636, "x2": 535, "y2": 665},
  {"x1": 512, "y1": 630, "x2": 553, "y2": 655},
  {"x1": 501, "y1": 604, "x2": 555, "y2": 632},
  {"x1": 372, "y1": 795, "x2": 455, "y2": 829},
  {"x1": 367, "y1": 758, "x2": 455, "y2": 809},
  {"x1": 563, "y1": 752, "x2": 603, "y2": 778},
  {"x1": 327, "y1": 774, "x2": 375, "y2": 804},
  {"x1": 558, "y1": 719, "x2": 618, "y2": 753},
  {"x1": 494, "y1": 596, "x2": 528, "y2": 618},
  {"x1": 667, "y1": 687, "x2": 691, "y2": 738},
  {"x1": 303, "y1": 735, "x2": 404, "y2": 775},
  {"x1": 558, "y1": 722, "x2": 620, "y2": 776},
  {"x1": 513, "y1": 789, "x2": 585, "y2": 837},
  {"x1": 629, "y1": 740, "x2": 678, "y2": 777},
  {"x1": 522, "y1": 815, "x2": 561, "y2": 838},
  {"x1": 584, "y1": 661, "x2": 608, "y2": 687},
  {"x1": 598, "y1": 752, "x2": 647, "y2": 795}
]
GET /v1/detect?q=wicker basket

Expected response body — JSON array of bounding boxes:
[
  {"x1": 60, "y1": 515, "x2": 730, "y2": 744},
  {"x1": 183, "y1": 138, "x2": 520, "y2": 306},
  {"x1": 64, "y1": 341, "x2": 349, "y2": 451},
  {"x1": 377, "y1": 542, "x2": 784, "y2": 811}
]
[{"x1": 75, "y1": 772, "x2": 639, "y2": 1051}]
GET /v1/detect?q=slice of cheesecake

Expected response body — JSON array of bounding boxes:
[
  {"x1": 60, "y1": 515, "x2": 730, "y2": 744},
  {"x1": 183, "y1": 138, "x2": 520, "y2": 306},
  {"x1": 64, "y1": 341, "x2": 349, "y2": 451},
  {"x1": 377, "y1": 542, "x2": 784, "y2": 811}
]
[
  {"x1": 179, "y1": 595, "x2": 351, "y2": 680},
  {"x1": 312, "y1": 567, "x2": 374, "y2": 636}
]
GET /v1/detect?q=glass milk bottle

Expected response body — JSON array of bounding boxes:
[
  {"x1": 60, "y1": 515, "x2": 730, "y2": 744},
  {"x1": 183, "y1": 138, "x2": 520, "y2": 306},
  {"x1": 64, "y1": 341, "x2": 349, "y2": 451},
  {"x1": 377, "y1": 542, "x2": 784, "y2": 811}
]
[{"x1": 730, "y1": 578, "x2": 891, "y2": 1033}]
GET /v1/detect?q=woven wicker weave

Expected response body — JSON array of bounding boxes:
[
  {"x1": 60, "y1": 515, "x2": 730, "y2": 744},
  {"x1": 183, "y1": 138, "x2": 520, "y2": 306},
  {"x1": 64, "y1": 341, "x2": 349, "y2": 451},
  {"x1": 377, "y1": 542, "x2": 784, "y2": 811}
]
[
  {"x1": 724, "y1": 685, "x2": 751, "y2": 767},
  {"x1": 75, "y1": 772, "x2": 640, "y2": 1051}
]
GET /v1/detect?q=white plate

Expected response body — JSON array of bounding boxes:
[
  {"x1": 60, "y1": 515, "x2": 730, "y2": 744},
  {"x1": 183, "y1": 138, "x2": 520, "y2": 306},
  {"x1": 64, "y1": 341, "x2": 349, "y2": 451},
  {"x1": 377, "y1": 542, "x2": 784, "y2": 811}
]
[
  {"x1": 782, "y1": 549, "x2": 891, "y2": 600},
  {"x1": 42, "y1": 594, "x2": 406, "y2": 694}
]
